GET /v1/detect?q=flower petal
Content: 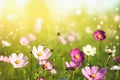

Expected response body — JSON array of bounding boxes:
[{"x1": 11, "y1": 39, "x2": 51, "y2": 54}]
[
  {"x1": 91, "y1": 66, "x2": 98, "y2": 74},
  {"x1": 82, "y1": 68, "x2": 90, "y2": 79},
  {"x1": 96, "y1": 68, "x2": 106, "y2": 79}
]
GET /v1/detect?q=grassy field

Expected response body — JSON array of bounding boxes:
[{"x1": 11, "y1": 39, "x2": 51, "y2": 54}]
[{"x1": 0, "y1": 0, "x2": 120, "y2": 80}]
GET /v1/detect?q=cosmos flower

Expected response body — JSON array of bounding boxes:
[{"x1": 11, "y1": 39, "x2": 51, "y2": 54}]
[
  {"x1": 32, "y1": 45, "x2": 51, "y2": 60},
  {"x1": 9, "y1": 53, "x2": 28, "y2": 68},
  {"x1": 83, "y1": 44, "x2": 96, "y2": 56},
  {"x1": 1, "y1": 40, "x2": 11, "y2": 47},
  {"x1": 113, "y1": 56, "x2": 120, "y2": 62},
  {"x1": 28, "y1": 33, "x2": 36, "y2": 42},
  {"x1": 110, "y1": 65, "x2": 120, "y2": 70},
  {"x1": 70, "y1": 48, "x2": 84, "y2": 63},
  {"x1": 58, "y1": 36, "x2": 67, "y2": 45},
  {"x1": 65, "y1": 61, "x2": 81, "y2": 70},
  {"x1": 105, "y1": 48, "x2": 116, "y2": 54},
  {"x1": 36, "y1": 77, "x2": 44, "y2": 80},
  {"x1": 82, "y1": 66, "x2": 107, "y2": 80},
  {"x1": 93, "y1": 30, "x2": 106, "y2": 41},
  {"x1": 20, "y1": 37, "x2": 30, "y2": 46},
  {"x1": 67, "y1": 32, "x2": 78, "y2": 43},
  {"x1": 39, "y1": 60, "x2": 53, "y2": 70},
  {"x1": 0, "y1": 55, "x2": 10, "y2": 63}
]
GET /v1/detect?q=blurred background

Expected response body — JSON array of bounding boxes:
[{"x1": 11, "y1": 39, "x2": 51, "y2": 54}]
[{"x1": 0, "y1": 0, "x2": 120, "y2": 80}]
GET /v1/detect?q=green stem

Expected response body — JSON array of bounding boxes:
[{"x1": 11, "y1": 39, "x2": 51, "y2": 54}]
[
  {"x1": 116, "y1": 64, "x2": 120, "y2": 79},
  {"x1": 30, "y1": 54, "x2": 32, "y2": 80},
  {"x1": 87, "y1": 56, "x2": 89, "y2": 65},
  {"x1": 97, "y1": 41, "x2": 99, "y2": 62},
  {"x1": 72, "y1": 71, "x2": 75, "y2": 80},
  {"x1": 105, "y1": 55, "x2": 111, "y2": 67}
]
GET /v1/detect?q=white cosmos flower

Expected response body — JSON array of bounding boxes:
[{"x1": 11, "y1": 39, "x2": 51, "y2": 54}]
[
  {"x1": 2, "y1": 40, "x2": 11, "y2": 47},
  {"x1": 9, "y1": 53, "x2": 28, "y2": 68},
  {"x1": 110, "y1": 65, "x2": 120, "y2": 70},
  {"x1": 83, "y1": 44, "x2": 96, "y2": 56},
  {"x1": 32, "y1": 45, "x2": 51, "y2": 60}
]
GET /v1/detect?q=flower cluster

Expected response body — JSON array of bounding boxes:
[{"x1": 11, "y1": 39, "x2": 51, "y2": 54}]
[
  {"x1": 65, "y1": 48, "x2": 84, "y2": 70},
  {"x1": 32, "y1": 45, "x2": 57, "y2": 77}
]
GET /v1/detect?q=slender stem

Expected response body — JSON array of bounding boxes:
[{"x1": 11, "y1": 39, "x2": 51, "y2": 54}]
[
  {"x1": 96, "y1": 41, "x2": 99, "y2": 62},
  {"x1": 72, "y1": 71, "x2": 75, "y2": 80},
  {"x1": 30, "y1": 53, "x2": 32, "y2": 80},
  {"x1": 105, "y1": 55, "x2": 111, "y2": 67},
  {"x1": 87, "y1": 56, "x2": 89, "y2": 65},
  {"x1": 116, "y1": 64, "x2": 120, "y2": 79}
]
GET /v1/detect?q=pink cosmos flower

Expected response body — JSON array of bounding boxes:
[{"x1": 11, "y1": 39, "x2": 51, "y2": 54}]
[
  {"x1": 67, "y1": 32, "x2": 78, "y2": 43},
  {"x1": 9, "y1": 53, "x2": 28, "y2": 68},
  {"x1": 28, "y1": 33, "x2": 36, "y2": 42},
  {"x1": 65, "y1": 61, "x2": 82, "y2": 70},
  {"x1": 58, "y1": 36, "x2": 67, "y2": 45},
  {"x1": 70, "y1": 48, "x2": 84, "y2": 63},
  {"x1": 113, "y1": 56, "x2": 120, "y2": 62},
  {"x1": 0, "y1": 55, "x2": 10, "y2": 63},
  {"x1": 32, "y1": 45, "x2": 51, "y2": 60},
  {"x1": 93, "y1": 30, "x2": 106, "y2": 41},
  {"x1": 36, "y1": 77, "x2": 44, "y2": 80},
  {"x1": 20, "y1": 37, "x2": 30, "y2": 46},
  {"x1": 39, "y1": 60, "x2": 53, "y2": 70},
  {"x1": 82, "y1": 66, "x2": 107, "y2": 80}
]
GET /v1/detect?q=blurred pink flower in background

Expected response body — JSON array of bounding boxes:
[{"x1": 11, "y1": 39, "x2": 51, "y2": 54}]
[
  {"x1": 9, "y1": 53, "x2": 28, "y2": 68},
  {"x1": 20, "y1": 36, "x2": 30, "y2": 46},
  {"x1": 113, "y1": 56, "x2": 120, "y2": 62},
  {"x1": 0, "y1": 55, "x2": 10, "y2": 63},
  {"x1": 32, "y1": 45, "x2": 51, "y2": 60},
  {"x1": 67, "y1": 32, "x2": 78, "y2": 43},
  {"x1": 28, "y1": 33, "x2": 36, "y2": 42},
  {"x1": 36, "y1": 77, "x2": 44, "y2": 80},
  {"x1": 58, "y1": 36, "x2": 67, "y2": 45}
]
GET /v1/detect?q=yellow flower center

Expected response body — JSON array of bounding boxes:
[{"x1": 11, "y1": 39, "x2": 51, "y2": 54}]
[
  {"x1": 37, "y1": 52, "x2": 42, "y2": 57},
  {"x1": 43, "y1": 64, "x2": 48, "y2": 68},
  {"x1": 90, "y1": 73, "x2": 96, "y2": 78},
  {"x1": 87, "y1": 50, "x2": 91, "y2": 54},
  {"x1": 15, "y1": 60, "x2": 20, "y2": 64},
  {"x1": 75, "y1": 54, "x2": 79, "y2": 59},
  {"x1": 97, "y1": 34, "x2": 102, "y2": 39}
]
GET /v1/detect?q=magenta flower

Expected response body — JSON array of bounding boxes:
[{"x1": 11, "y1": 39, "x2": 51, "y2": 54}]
[
  {"x1": 82, "y1": 66, "x2": 107, "y2": 80},
  {"x1": 70, "y1": 48, "x2": 84, "y2": 63},
  {"x1": 65, "y1": 61, "x2": 82, "y2": 70},
  {"x1": 39, "y1": 60, "x2": 53, "y2": 70},
  {"x1": 93, "y1": 30, "x2": 106, "y2": 41},
  {"x1": 113, "y1": 56, "x2": 120, "y2": 62}
]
